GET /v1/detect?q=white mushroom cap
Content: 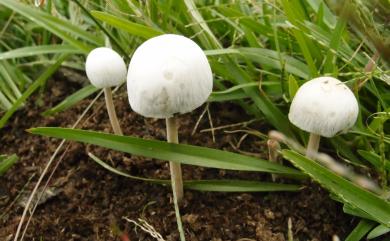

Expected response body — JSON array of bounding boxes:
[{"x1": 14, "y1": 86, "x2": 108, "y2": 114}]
[
  {"x1": 85, "y1": 47, "x2": 127, "y2": 88},
  {"x1": 127, "y1": 34, "x2": 213, "y2": 118},
  {"x1": 288, "y1": 77, "x2": 359, "y2": 138}
]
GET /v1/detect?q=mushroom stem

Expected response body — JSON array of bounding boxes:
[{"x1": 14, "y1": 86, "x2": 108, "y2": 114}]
[
  {"x1": 267, "y1": 139, "x2": 281, "y2": 181},
  {"x1": 104, "y1": 87, "x2": 123, "y2": 135},
  {"x1": 166, "y1": 117, "x2": 184, "y2": 203},
  {"x1": 306, "y1": 133, "x2": 321, "y2": 158}
]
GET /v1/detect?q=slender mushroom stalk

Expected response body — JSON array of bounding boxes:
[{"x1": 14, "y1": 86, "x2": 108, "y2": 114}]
[
  {"x1": 85, "y1": 47, "x2": 127, "y2": 135},
  {"x1": 166, "y1": 117, "x2": 184, "y2": 201},
  {"x1": 267, "y1": 139, "x2": 281, "y2": 181},
  {"x1": 103, "y1": 87, "x2": 123, "y2": 135},
  {"x1": 306, "y1": 133, "x2": 321, "y2": 158},
  {"x1": 127, "y1": 34, "x2": 213, "y2": 203},
  {"x1": 288, "y1": 77, "x2": 359, "y2": 158}
]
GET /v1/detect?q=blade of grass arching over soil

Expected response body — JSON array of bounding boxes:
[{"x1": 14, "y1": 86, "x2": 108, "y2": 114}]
[
  {"x1": 0, "y1": 54, "x2": 69, "y2": 128},
  {"x1": 0, "y1": 0, "x2": 99, "y2": 52},
  {"x1": 42, "y1": 85, "x2": 99, "y2": 116},
  {"x1": 282, "y1": 150, "x2": 390, "y2": 227},
  {"x1": 89, "y1": 153, "x2": 301, "y2": 192},
  {"x1": 345, "y1": 219, "x2": 376, "y2": 241},
  {"x1": 29, "y1": 127, "x2": 304, "y2": 177},
  {"x1": 0, "y1": 45, "x2": 82, "y2": 60},
  {"x1": 91, "y1": 11, "x2": 163, "y2": 39}
]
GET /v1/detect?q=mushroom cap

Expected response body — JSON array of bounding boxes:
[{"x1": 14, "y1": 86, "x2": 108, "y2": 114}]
[
  {"x1": 288, "y1": 77, "x2": 359, "y2": 138},
  {"x1": 127, "y1": 34, "x2": 213, "y2": 118},
  {"x1": 85, "y1": 47, "x2": 127, "y2": 88}
]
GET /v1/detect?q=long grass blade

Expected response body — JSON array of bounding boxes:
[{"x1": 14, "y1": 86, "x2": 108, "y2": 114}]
[
  {"x1": 89, "y1": 152, "x2": 301, "y2": 192},
  {"x1": 0, "y1": 45, "x2": 81, "y2": 60},
  {"x1": 29, "y1": 127, "x2": 304, "y2": 176},
  {"x1": 345, "y1": 219, "x2": 376, "y2": 241},
  {"x1": 42, "y1": 85, "x2": 98, "y2": 116},
  {"x1": 91, "y1": 11, "x2": 163, "y2": 39},
  {"x1": 367, "y1": 224, "x2": 390, "y2": 239}
]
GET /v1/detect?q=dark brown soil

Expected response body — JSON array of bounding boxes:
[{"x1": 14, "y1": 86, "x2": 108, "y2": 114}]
[{"x1": 0, "y1": 75, "x2": 354, "y2": 241}]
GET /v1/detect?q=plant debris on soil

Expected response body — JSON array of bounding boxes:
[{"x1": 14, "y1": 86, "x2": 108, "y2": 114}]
[{"x1": 0, "y1": 73, "x2": 354, "y2": 241}]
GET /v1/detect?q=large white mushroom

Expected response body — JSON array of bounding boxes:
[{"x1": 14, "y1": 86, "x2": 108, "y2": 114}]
[
  {"x1": 86, "y1": 47, "x2": 127, "y2": 135},
  {"x1": 127, "y1": 34, "x2": 213, "y2": 202},
  {"x1": 288, "y1": 77, "x2": 359, "y2": 158}
]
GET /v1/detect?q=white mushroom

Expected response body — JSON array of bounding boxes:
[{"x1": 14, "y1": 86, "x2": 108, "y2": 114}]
[
  {"x1": 288, "y1": 76, "x2": 359, "y2": 158},
  {"x1": 86, "y1": 47, "x2": 127, "y2": 135},
  {"x1": 127, "y1": 34, "x2": 213, "y2": 202}
]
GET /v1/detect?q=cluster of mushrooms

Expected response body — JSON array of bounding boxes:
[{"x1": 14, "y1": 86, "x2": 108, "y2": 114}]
[{"x1": 84, "y1": 33, "x2": 359, "y2": 203}]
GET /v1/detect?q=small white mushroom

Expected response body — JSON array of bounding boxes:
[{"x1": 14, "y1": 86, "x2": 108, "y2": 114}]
[
  {"x1": 85, "y1": 47, "x2": 127, "y2": 135},
  {"x1": 127, "y1": 34, "x2": 213, "y2": 202},
  {"x1": 288, "y1": 76, "x2": 359, "y2": 158}
]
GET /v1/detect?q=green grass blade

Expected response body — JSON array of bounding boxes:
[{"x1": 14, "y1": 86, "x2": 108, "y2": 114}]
[
  {"x1": 208, "y1": 90, "x2": 248, "y2": 102},
  {"x1": 183, "y1": 0, "x2": 221, "y2": 49},
  {"x1": 0, "y1": 0, "x2": 98, "y2": 52},
  {"x1": 183, "y1": 180, "x2": 301, "y2": 192},
  {"x1": 367, "y1": 224, "x2": 390, "y2": 239},
  {"x1": 305, "y1": 0, "x2": 337, "y2": 28},
  {"x1": 206, "y1": 48, "x2": 310, "y2": 79},
  {"x1": 343, "y1": 203, "x2": 375, "y2": 220},
  {"x1": 323, "y1": 6, "x2": 347, "y2": 74},
  {"x1": 281, "y1": 0, "x2": 319, "y2": 78},
  {"x1": 0, "y1": 62, "x2": 22, "y2": 98},
  {"x1": 42, "y1": 85, "x2": 99, "y2": 116},
  {"x1": 288, "y1": 75, "x2": 299, "y2": 99},
  {"x1": 282, "y1": 150, "x2": 390, "y2": 227},
  {"x1": 29, "y1": 127, "x2": 304, "y2": 176},
  {"x1": 0, "y1": 54, "x2": 69, "y2": 128},
  {"x1": 0, "y1": 45, "x2": 81, "y2": 60},
  {"x1": 351, "y1": 129, "x2": 390, "y2": 145},
  {"x1": 0, "y1": 154, "x2": 18, "y2": 176},
  {"x1": 345, "y1": 219, "x2": 376, "y2": 241},
  {"x1": 358, "y1": 150, "x2": 390, "y2": 171},
  {"x1": 89, "y1": 152, "x2": 301, "y2": 192},
  {"x1": 220, "y1": 60, "x2": 295, "y2": 137},
  {"x1": 330, "y1": 137, "x2": 363, "y2": 165},
  {"x1": 301, "y1": 21, "x2": 367, "y2": 66},
  {"x1": 211, "y1": 82, "x2": 260, "y2": 95},
  {"x1": 91, "y1": 11, "x2": 163, "y2": 39},
  {"x1": 0, "y1": 90, "x2": 12, "y2": 110}
]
